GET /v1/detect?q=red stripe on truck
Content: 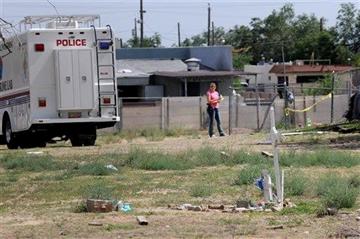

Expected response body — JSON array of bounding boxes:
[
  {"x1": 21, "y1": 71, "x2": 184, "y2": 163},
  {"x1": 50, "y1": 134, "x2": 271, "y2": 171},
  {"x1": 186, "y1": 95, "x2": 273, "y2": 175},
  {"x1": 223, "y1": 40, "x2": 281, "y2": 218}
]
[{"x1": 0, "y1": 90, "x2": 30, "y2": 101}]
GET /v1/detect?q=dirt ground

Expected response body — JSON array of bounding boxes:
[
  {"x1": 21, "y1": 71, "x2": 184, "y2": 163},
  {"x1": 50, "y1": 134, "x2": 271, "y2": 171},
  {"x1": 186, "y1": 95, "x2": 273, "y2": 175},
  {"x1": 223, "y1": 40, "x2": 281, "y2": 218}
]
[{"x1": 0, "y1": 130, "x2": 360, "y2": 239}]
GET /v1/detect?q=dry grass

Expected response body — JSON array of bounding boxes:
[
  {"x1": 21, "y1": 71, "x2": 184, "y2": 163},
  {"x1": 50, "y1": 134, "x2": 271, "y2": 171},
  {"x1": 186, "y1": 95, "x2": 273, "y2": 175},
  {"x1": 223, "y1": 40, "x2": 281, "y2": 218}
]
[{"x1": 0, "y1": 131, "x2": 359, "y2": 238}]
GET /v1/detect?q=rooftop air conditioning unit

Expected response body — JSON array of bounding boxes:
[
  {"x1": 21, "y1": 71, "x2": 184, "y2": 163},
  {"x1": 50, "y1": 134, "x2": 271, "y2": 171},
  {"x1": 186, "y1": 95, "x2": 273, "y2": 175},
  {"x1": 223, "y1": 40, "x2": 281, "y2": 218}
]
[{"x1": 185, "y1": 58, "x2": 201, "y2": 71}]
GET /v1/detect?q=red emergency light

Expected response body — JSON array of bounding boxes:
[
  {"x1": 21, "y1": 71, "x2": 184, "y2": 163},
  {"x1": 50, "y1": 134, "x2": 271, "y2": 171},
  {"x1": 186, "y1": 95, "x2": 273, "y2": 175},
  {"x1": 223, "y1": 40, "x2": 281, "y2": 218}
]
[
  {"x1": 38, "y1": 98, "x2": 47, "y2": 107},
  {"x1": 34, "y1": 44, "x2": 45, "y2": 52},
  {"x1": 103, "y1": 97, "x2": 111, "y2": 104}
]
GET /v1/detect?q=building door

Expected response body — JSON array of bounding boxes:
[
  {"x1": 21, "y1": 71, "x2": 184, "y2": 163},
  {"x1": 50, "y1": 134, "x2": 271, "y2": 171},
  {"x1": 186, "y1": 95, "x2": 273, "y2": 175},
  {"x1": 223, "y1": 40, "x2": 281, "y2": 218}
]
[{"x1": 182, "y1": 82, "x2": 200, "y2": 96}]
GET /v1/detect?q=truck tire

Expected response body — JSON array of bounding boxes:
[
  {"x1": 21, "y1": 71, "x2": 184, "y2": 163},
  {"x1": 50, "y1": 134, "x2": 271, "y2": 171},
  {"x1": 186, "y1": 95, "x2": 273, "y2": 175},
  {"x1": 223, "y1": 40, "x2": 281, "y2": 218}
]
[
  {"x1": 70, "y1": 135, "x2": 82, "y2": 147},
  {"x1": 83, "y1": 136, "x2": 96, "y2": 146},
  {"x1": 3, "y1": 118, "x2": 18, "y2": 149}
]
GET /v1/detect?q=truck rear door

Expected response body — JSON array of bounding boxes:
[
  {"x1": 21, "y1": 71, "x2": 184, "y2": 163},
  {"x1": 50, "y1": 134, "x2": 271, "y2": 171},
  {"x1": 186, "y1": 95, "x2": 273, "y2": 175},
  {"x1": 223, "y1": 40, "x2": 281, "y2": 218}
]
[{"x1": 54, "y1": 49, "x2": 94, "y2": 110}]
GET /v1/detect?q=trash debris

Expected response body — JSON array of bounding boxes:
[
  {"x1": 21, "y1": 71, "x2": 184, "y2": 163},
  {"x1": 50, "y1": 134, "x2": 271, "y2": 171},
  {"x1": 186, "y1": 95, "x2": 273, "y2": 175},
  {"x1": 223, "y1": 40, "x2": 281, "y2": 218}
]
[
  {"x1": 88, "y1": 221, "x2": 103, "y2": 226},
  {"x1": 105, "y1": 164, "x2": 118, "y2": 171},
  {"x1": 86, "y1": 199, "x2": 113, "y2": 213},
  {"x1": 187, "y1": 205, "x2": 203, "y2": 212},
  {"x1": 255, "y1": 177, "x2": 264, "y2": 191},
  {"x1": 208, "y1": 205, "x2": 224, "y2": 210},
  {"x1": 283, "y1": 198, "x2": 296, "y2": 208},
  {"x1": 220, "y1": 151, "x2": 230, "y2": 157},
  {"x1": 168, "y1": 200, "x2": 292, "y2": 214},
  {"x1": 27, "y1": 151, "x2": 44, "y2": 155},
  {"x1": 120, "y1": 202, "x2": 132, "y2": 212},
  {"x1": 136, "y1": 216, "x2": 148, "y2": 225},
  {"x1": 236, "y1": 200, "x2": 251, "y2": 208},
  {"x1": 261, "y1": 151, "x2": 273, "y2": 158},
  {"x1": 266, "y1": 225, "x2": 284, "y2": 230},
  {"x1": 356, "y1": 217, "x2": 360, "y2": 222},
  {"x1": 271, "y1": 205, "x2": 283, "y2": 212},
  {"x1": 169, "y1": 204, "x2": 207, "y2": 212},
  {"x1": 326, "y1": 207, "x2": 337, "y2": 216},
  {"x1": 233, "y1": 207, "x2": 250, "y2": 213},
  {"x1": 114, "y1": 200, "x2": 123, "y2": 211}
]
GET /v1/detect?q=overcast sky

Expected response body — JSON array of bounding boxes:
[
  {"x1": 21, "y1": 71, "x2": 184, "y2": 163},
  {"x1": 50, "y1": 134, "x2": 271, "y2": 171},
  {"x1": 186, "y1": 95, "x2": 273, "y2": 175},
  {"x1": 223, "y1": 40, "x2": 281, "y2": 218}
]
[{"x1": 1, "y1": 0, "x2": 359, "y2": 46}]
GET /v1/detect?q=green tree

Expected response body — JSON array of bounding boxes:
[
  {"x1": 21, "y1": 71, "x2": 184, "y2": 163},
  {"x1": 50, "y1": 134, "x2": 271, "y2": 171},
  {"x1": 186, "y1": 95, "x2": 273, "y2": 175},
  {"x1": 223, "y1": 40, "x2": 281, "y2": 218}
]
[
  {"x1": 232, "y1": 53, "x2": 253, "y2": 70},
  {"x1": 181, "y1": 27, "x2": 226, "y2": 46},
  {"x1": 336, "y1": 3, "x2": 357, "y2": 50},
  {"x1": 126, "y1": 33, "x2": 162, "y2": 48},
  {"x1": 224, "y1": 25, "x2": 252, "y2": 48}
]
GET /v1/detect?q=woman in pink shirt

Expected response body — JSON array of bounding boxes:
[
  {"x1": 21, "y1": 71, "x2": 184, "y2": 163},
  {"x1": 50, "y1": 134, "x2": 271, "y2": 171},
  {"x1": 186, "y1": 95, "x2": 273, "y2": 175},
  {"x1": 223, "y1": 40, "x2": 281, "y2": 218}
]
[{"x1": 206, "y1": 82, "x2": 225, "y2": 137}]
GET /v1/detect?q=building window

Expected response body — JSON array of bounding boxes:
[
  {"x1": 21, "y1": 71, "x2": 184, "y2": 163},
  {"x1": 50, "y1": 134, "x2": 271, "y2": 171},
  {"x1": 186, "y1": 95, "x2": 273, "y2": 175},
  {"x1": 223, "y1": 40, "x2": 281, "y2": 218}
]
[{"x1": 296, "y1": 75, "x2": 324, "y2": 83}]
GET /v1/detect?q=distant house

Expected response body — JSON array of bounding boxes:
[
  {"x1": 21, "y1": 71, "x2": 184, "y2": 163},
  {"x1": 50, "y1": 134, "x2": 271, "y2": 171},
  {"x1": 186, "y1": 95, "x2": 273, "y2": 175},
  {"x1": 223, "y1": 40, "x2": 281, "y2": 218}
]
[
  {"x1": 269, "y1": 64, "x2": 353, "y2": 87},
  {"x1": 116, "y1": 46, "x2": 242, "y2": 98},
  {"x1": 244, "y1": 63, "x2": 353, "y2": 94}
]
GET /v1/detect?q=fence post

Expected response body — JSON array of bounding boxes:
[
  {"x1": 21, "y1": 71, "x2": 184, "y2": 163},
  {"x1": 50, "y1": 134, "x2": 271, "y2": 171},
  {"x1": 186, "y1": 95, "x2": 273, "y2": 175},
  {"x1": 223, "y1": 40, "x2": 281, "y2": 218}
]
[
  {"x1": 199, "y1": 97, "x2": 203, "y2": 130},
  {"x1": 166, "y1": 97, "x2": 170, "y2": 129},
  {"x1": 236, "y1": 94, "x2": 239, "y2": 128},
  {"x1": 255, "y1": 76, "x2": 260, "y2": 131},
  {"x1": 115, "y1": 98, "x2": 123, "y2": 131},
  {"x1": 330, "y1": 74, "x2": 335, "y2": 123},
  {"x1": 228, "y1": 95, "x2": 232, "y2": 135},
  {"x1": 161, "y1": 98, "x2": 165, "y2": 130},
  {"x1": 301, "y1": 84, "x2": 306, "y2": 127}
]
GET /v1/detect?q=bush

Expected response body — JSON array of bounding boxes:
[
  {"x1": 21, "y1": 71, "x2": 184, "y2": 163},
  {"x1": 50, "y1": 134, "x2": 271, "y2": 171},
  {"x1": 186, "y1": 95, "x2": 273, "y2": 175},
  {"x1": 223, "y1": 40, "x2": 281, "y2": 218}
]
[
  {"x1": 0, "y1": 153, "x2": 63, "y2": 172},
  {"x1": 77, "y1": 162, "x2": 115, "y2": 176},
  {"x1": 233, "y1": 165, "x2": 264, "y2": 186},
  {"x1": 82, "y1": 181, "x2": 114, "y2": 200},
  {"x1": 284, "y1": 171, "x2": 308, "y2": 196},
  {"x1": 190, "y1": 184, "x2": 213, "y2": 198},
  {"x1": 316, "y1": 174, "x2": 359, "y2": 209},
  {"x1": 191, "y1": 147, "x2": 224, "y2": 167},
  {"x1": 347, "y1": 174, "x2": 360, "y2": 188},
  {"x1": 227, "y1": 151, "x2": 269, "y2": 166},
  {"x1": 281, "y1": 150, "x2": 359, "y2": 168},
  {"x1": 126, "y1": 149, "x2": 192, "y2": 170}
]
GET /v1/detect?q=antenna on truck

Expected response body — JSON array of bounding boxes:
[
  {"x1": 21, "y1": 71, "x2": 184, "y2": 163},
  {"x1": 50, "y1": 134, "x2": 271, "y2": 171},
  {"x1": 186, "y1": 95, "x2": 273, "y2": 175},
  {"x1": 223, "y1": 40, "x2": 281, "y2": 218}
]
[{"x1": 46, "y1": 0, "x2": 60, "y2": 17}]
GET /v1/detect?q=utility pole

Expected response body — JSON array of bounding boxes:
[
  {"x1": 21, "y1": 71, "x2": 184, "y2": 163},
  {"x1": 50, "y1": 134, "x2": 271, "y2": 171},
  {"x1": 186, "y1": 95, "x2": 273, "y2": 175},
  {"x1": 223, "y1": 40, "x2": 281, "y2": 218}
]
[
  {"x1": 211, "y1": 21, "x2": 215, "y2": 45},
  {"x1": 134, "y1": 18, "x2": 138, "y2": 47},
  {"x1": 140, "y1": 0, "x2": 145, "y2": 47},
  {"x1": 177, "y1": 22, "x2": 181, "y2": 47},
  {"x1": 320, "y1": 17, "x2": 323, "y2": 32},
  {"x1": 207, "y1": 3, "x2": 211, "y2": 46}
]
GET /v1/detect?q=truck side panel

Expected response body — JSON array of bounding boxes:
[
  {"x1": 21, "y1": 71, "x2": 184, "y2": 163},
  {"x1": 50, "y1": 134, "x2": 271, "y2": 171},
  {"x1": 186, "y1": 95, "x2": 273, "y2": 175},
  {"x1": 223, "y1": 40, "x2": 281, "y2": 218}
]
[{"x1": 0, "y1": 33, "x2": 30, "y2": 135}]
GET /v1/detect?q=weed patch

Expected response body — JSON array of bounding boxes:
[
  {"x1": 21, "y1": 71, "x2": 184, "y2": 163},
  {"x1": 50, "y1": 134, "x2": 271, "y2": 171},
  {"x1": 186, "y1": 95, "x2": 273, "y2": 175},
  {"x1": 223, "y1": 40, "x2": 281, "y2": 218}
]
[
  {"x1": 280, "y1": 201, "x2": 319, "y2": 215},
  {"x1": 77, "y1": 162, "x2": 115, "y2": 176},
  {"x1": 82, "y1": 181, "x2": 115, "y2": 200},
  {"x1": 233, "y1": 165, "x2": 265, "y2": 186},
  {"x1": 190, "y1": 184, "x2": 213, "y2": 197},
  {"x1": 126, "y1": 149, "x2": 192, "y2": 170},
  {"x1": 227, "y1": 151, "x2": 269, "y2": 166},
  {"x1": 316, "y1": 174, "x2": 359, "y2": 209},
  {"x1": 281, "y1": 150, "x2": 359, "y2": 168},
  {"x1": 0, "y1": 153, "x2": 64, "y2": 172},
  {"x1": 284, "y1": 171, "x2": 308, "y2": 196}
]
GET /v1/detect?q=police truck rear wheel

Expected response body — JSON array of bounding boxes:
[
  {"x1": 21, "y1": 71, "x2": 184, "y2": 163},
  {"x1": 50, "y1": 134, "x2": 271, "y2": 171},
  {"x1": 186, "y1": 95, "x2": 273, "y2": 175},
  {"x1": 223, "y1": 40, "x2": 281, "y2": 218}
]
[
  {"x1": 70, "y1": 135, "x2": 82, "y2": 147},
  {"x1": 83, "y1": 136, "x2": 96, "y2": 146},
  {"x1": 4, "y1": 119, "x2": 18, "y2": 149}
]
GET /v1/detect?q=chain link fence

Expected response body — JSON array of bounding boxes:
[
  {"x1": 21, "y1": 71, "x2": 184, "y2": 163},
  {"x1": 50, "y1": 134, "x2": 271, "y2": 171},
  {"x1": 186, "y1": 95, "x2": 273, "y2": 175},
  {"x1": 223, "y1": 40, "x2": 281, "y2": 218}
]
[{"x1": 113, "y1": 80, "x2": 352, "y2": 133}]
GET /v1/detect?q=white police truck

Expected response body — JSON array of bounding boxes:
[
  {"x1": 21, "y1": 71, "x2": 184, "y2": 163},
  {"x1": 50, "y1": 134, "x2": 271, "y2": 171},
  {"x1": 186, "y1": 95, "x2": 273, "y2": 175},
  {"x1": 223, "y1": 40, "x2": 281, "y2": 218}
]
[{"x1": 0, "y1": 15, "x2": 119, "y2": 149}]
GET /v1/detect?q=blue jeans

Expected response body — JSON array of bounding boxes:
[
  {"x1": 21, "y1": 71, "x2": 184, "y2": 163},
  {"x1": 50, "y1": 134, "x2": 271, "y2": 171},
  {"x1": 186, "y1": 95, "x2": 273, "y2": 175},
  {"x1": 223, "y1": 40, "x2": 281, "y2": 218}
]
[{"x1": 207, "y1": 106, "x2": 224, "y2": 136}]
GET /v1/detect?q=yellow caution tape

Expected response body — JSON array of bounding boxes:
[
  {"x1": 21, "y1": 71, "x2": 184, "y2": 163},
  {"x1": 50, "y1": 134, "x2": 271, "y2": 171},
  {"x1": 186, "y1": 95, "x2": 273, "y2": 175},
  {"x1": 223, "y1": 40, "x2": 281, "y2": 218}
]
[{"x1": 285, "y1": 93, "x2": 332, "y2": 116}]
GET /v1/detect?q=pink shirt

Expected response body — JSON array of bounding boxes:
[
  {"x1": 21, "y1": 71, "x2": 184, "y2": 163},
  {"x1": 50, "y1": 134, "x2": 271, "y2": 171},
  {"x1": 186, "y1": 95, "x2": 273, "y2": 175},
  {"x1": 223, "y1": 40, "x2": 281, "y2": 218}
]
[{"x1": 207, "y1": 90, "x2": 220, "y2": 108}]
